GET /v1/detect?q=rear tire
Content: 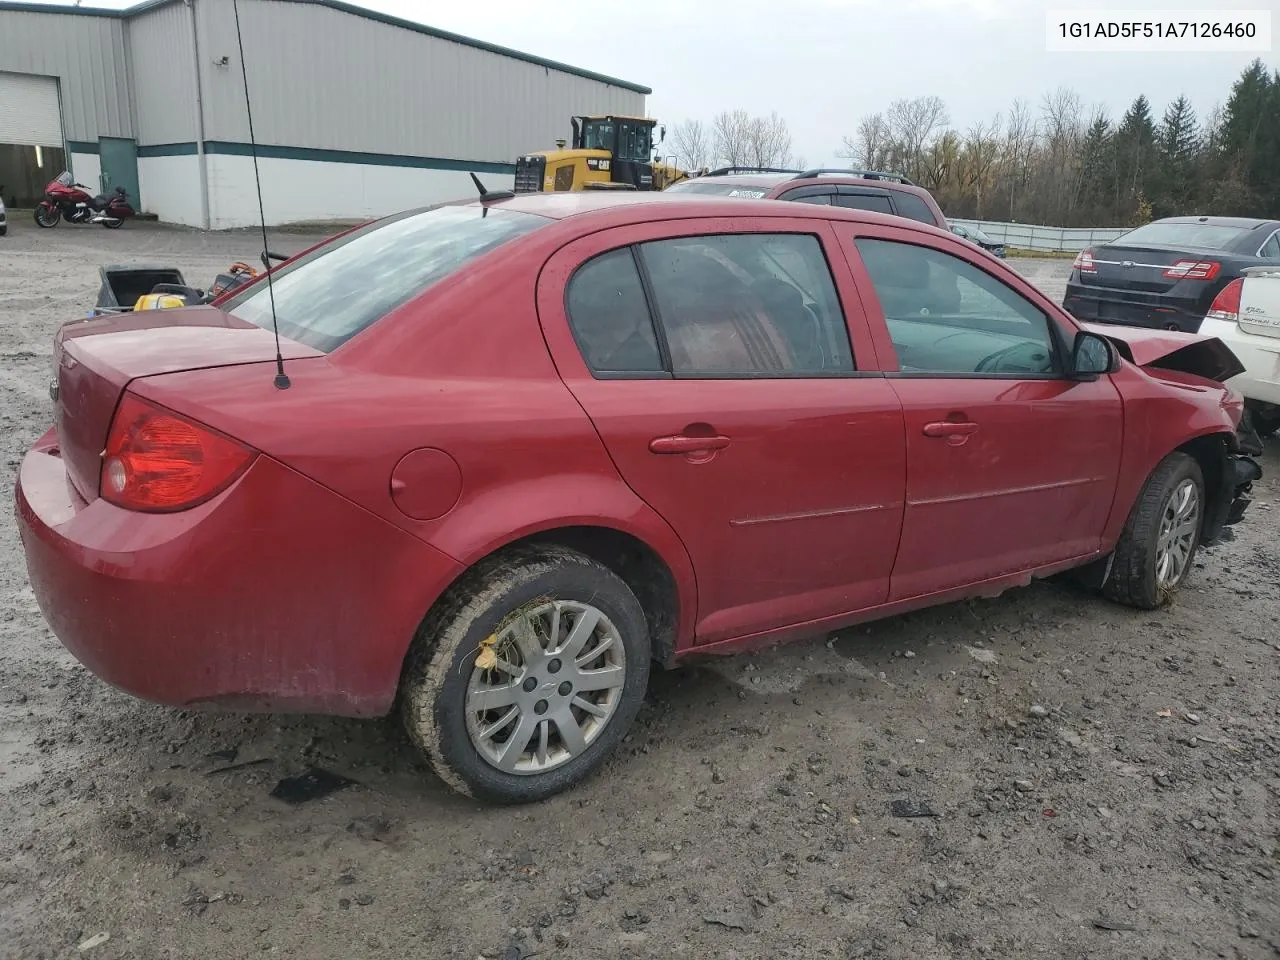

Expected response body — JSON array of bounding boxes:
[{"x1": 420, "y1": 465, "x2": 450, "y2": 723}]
[
  {"x1": 101, "y1": 218, "x2": 123, "y2": 229},
  {"x1": 1103, "y1": 452, "x2": 1204, "y2": 610},
  {"x1": 401, "y1": 546, "x2": 650, "y2": 804}
]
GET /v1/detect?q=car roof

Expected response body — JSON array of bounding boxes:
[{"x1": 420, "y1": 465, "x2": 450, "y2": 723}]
[{"x1": 466, "y1": 191, "x2": 950, "y2": 234}]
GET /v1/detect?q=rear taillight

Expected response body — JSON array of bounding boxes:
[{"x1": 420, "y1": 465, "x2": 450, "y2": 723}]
[
  {"x1": 101, "y1": 393, "x2": 255, "y2": 512},
  {"x1": 1163, "y1": 259, "x2": 1221, "y2": 281},
  {"x1": 1206, "y1": 278, "x2": 1244, "y2": 323},
  {"x1": 1072, "y1": 248, "x2": 1096, "y2": 273}
]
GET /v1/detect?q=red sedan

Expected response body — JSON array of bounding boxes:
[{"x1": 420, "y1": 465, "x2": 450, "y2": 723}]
[{"x1": 16, "y1": 193, "x2": 1263, "y2": 803}]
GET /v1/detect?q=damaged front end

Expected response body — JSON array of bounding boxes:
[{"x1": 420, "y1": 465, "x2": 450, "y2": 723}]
[
  {"x1": 1204, "y1": 415, "x2": 1264, "y2": 544},
  {"x1": 1082, "y1": 322, "x2": 1262, "y2": 545}
]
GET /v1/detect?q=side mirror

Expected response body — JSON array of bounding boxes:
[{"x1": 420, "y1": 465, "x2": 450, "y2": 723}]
[
  {"x1": 659, "y1": 125, "x2": 666, "y2": 143},
  {"x1": 1070, "y1": 330, "x2": 1116, "y2": 379}
]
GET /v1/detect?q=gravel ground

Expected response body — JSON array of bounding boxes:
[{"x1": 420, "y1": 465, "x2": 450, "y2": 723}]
[{"x1": 1, "y1": 218, "x2": 1278, "y2": 960}]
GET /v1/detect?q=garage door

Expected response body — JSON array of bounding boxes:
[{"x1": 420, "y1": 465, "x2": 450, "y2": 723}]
[{"x1": 0, "y1": 72, "x2": 63, "y2": 148}]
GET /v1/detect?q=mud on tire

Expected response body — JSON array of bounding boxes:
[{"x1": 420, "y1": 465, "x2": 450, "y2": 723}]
[
  {"x1": 1103, "y1": 452, "x2": 1205, "y2": 610},
  {"x1": 400, "y1": 545, "x2": 650, "y2": 804}
]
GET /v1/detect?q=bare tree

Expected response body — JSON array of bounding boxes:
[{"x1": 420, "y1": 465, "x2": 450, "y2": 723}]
[
  {"x1": 669, "y1": 119, "x2": 712, "y2": 171},
  {"x1": 745, "y1": 112, "x2": 794, "y2": 168},
  {"x1": 960, "y1": 115, "x2": 1002, "y2": 217},
  {"x1": 840, "y1": 113, "x2": 889, "y2": 168},
  {"x1": 884, "y1": 96, "x2": 949, "y2": 179},
  {"x1": 1001, "y1": 97, "x2": 1038, "y2": 219},
  {"x1": 1039, "y1": 86, "x2": 1086, "y2": 221},
  {"x1": 712, "y1": 109, "x2": 752, "y2": 167}
]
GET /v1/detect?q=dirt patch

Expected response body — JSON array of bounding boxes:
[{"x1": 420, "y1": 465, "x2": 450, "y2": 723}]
[{"x1": 1, "y1": 221, "x2": 1277, "y2": 959}]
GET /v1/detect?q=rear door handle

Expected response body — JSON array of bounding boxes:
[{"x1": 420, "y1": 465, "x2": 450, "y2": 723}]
[
  {"x1": 649, "y1": 434, "x2": 731, "y2": 454},
  {"x1": 923, "y1": 421, "x2": 979, "y2": 438}
]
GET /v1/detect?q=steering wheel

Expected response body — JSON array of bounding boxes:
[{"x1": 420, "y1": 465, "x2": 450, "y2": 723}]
[{"x1": 974, "y1": 341, "x2": 1051, "y2": 374}]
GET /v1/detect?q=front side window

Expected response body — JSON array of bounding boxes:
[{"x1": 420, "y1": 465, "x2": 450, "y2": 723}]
[
  {"x1": 616, "y1": 123, "x2": 652, "y2": 162},
  {"x1": 855, "y1": 238, "x2": 1057, "y2": 376},
  {"x1": 222, "y1": 204, "x2": 548, "y2": 352}
]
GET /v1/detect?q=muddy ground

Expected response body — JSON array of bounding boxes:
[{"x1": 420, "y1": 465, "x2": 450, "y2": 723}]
[{"x1": 1, "y1": 217, "x2": 1277, "y2": 960}]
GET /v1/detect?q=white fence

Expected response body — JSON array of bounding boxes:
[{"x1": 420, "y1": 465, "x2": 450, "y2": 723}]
[{"x1": 949, "y1": 219, "x2": 1129, "y2": 253}]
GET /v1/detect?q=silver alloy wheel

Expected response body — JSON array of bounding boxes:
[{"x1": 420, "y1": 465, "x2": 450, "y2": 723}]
[
  {"x1": 1155, "y1": 478, "x2": 1200, "y2": 589},
  {"x1": 465, "y1": 600, "x2": 626, "y2": 775}
]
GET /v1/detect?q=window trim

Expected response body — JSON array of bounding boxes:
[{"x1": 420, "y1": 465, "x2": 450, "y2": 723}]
[
  {"x1": 565, "y1": 230, "x2": 879, "y2": 381},
  {"x1": 851, "y1": 235, "x2": 1071, "y2": 380},
  {"x1": 1255, "y1": 227, "x2": 1280, "y2": 259}
]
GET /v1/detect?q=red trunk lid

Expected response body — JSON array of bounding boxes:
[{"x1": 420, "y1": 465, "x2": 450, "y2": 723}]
[{"x1": 53, "y1": 306, "x2": 322, "y2": 501}]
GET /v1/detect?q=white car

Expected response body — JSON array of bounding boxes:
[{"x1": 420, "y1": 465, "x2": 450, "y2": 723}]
[
  {"x1": 0, "y1": 192, "x2": 7, "y2": 237},
  {"x1": 1201, "y1": 266, "x2": 1280, "y2": 436}
]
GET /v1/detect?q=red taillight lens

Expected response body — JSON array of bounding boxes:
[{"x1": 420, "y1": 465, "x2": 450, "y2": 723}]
[
  {"x1": 101, "y1": 393, "x2": 255, "y2": 512},
  {"x1": 1206, "y1": 277, "x2": 1244, "y2": 323},
  {"x1": 1072, "y1": 248, "x2": 1096, "y2": 273},
  {"x1": 1163, "y1": 259, "x2": 1221, "y2": 281}
]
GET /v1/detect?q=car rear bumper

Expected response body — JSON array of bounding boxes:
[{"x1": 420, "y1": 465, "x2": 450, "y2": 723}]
[
  {"x1": 15, "y1": 428, "x2": 461, "y2": 718},
  {"x1": 1199, "y1": 316, "x2": 1280, "y2": 407},
  {"x1": 1063, "y1": 283, "x2": 1208, "y2": 333}
]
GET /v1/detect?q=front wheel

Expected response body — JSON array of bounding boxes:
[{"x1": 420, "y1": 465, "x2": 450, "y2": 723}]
[
  {"x1": 33, "y1": 204, "x2": 60, "y2": 227},
  {"x1": 1103, "y1": 452, "x2": 1204, "y2": 609},
  {"x1": 401, "y1": 546, "x2": 651, "y2": 803}
]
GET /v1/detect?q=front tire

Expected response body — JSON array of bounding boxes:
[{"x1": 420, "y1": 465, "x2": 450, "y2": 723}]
[
  {"x1": 33, "y1": 204, "x2": 60, "y2": 227},
  {"x1": 1103, "y1": 452, "x2": 1204, "y2": 610},
  {"x1": 401, "y1": 546, "x2": 650, "y2": 804}
]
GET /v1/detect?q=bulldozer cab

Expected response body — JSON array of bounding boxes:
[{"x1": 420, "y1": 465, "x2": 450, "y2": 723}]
[{"x1": 515, "y1": 115, "x2": 689, "y2": 193}]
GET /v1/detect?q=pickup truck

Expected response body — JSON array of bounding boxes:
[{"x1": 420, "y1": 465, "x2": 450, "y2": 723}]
[{"x1": 1201, "y1": 266, "x2": 1280, "y2": 436}]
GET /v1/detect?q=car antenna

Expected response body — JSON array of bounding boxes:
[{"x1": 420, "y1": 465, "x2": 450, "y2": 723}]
[
  {"x1": 469, "y1": 171, "x2": 515, "y2": 205},
  {"x1": 232, "y1": 0, "x2": 289, "y2": 390}
]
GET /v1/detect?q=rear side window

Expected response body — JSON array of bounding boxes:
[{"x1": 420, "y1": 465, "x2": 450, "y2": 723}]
[
  {"x1": 223, "y1": 204, "x2": 548, "y2": 352},
  {"x1": 565, "y1": 249, "x2": 664, "y2": 374},
  {"x1": 1259, "y1": 231, "x2": 1280, "y2": 259},
  {"x1": 835, "y1": 193, "x2": 893, "y2": 214},
  {"x1": 1116, "y1": 221, "x2": 1249, "y2": 250},
  {"x1": 892, "y1": 193, "x2": 939, "y2": 225},
  {"x1": 565, "y1": 233, "x2": 855, "y2": 378}
]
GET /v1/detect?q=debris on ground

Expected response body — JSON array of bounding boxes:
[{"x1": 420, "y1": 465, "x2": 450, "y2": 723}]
[
  {"x1": 269, "y1": 768, "x2": 358, "y2": 804},
  {"x1": 889, "y1": 798, "x2": 941, "y2": 818},
  {"x1": 77, "y1": 932, "x2": 110, "y2": 952}
]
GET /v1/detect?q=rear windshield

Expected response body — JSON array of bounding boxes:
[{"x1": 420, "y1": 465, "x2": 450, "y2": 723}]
[
  {"x1": 222, "y1": 204, "x2": 549, "y2": 351},
  {"x1": 663, "y1": 181, "x2": 773, "y2": 198},
  {"x1": 1115, "y1": 221, "x2": 1249, "y2": 250}
]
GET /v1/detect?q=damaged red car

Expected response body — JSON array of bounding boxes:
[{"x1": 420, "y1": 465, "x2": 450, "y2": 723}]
[{"x1": 16, "y1": 192, "x2": 1263, "y2": 803}]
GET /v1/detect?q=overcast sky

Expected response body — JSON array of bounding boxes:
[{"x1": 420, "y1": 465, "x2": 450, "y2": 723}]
[{"x1": 30, "y1": 0, "x2": 1279, "y2": 162}]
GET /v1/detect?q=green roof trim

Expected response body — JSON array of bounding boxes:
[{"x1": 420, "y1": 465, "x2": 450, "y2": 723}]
[{"x1": 0, "y1": 0, "x2": 652, "y2": 94}]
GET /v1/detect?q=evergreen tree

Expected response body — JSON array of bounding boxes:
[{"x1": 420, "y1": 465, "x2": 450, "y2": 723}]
[
  {"x1": 1218, "y1": 59, "x2": 1279, "y2": 215},
  {"x1": 1153, "y1": 95, "x2": 1200, "y2": 217},
  {"x1": 1114, "y1": 95, "x2": 1157, "y2": 219},
  {"x1": 1077, "y1": 113, "x2": 1116, "y2": 222}
]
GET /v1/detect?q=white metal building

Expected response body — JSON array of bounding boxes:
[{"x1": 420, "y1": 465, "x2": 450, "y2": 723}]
[{"x1": 0, "y1": 0, "x2": 649, "y2": 227}]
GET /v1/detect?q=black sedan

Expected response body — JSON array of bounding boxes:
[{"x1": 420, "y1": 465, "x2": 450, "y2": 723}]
[
  {"x1": 949, "y1": 221, "x2": 1005, "y2": 257},
  {"x1": 1063, "y1": 216, "x2": 1280, "y2": 333}
]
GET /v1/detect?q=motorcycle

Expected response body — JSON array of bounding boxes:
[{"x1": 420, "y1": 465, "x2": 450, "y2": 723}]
[{"x1": 34, "y1": 171, "x2": 135, "y2": 229}]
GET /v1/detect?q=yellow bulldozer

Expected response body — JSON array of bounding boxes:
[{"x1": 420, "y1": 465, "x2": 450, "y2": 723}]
[{"x1": 514, "y1": 115, "x2": 695, "y2": 194}]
